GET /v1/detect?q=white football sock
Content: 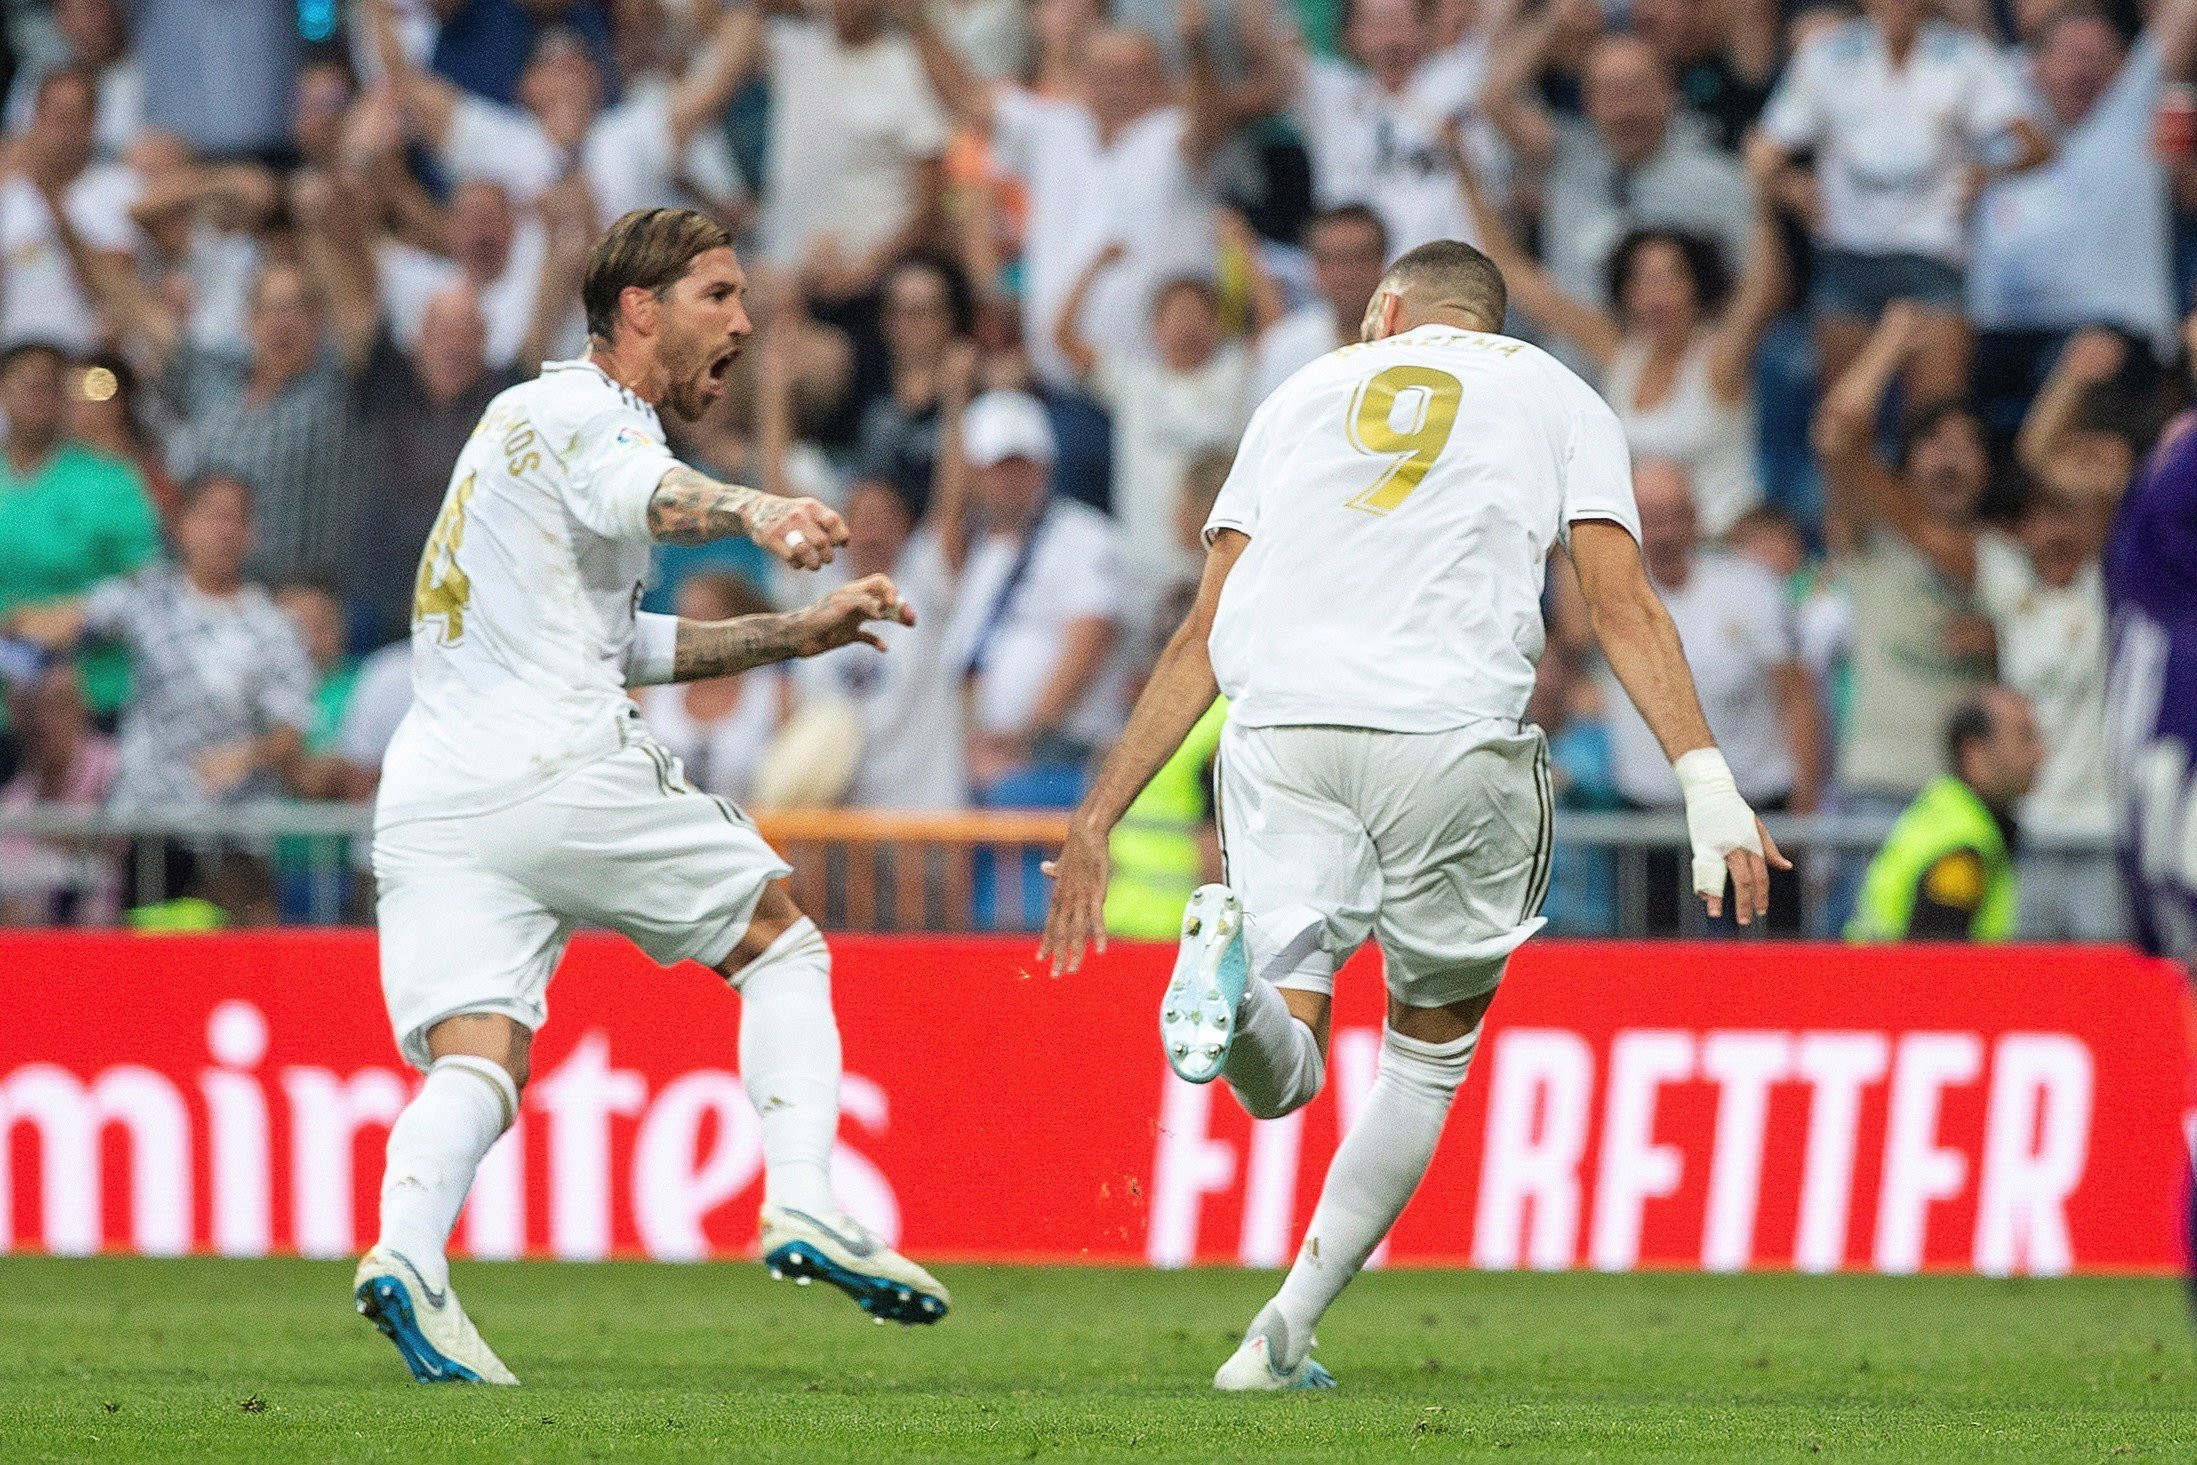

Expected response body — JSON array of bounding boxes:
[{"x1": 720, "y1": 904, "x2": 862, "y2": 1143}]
[
  {"x1": 735, "y1": 918, "x2": 841, "y2": 1216},
  {"x1": 1222, "y1": 976, "x2": 1326, "y2": 1119},
  {"x1": 1262, "y1": 1025, "x2": 1480, "y2": 1367},
  {"x1": 376, "y1": 1053, "x2": 517, "y2": 1292}
]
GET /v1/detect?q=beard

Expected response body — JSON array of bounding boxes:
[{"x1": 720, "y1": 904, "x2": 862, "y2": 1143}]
[{"x1": 658, "y1": 324, "x2": 734, "y2": 423}]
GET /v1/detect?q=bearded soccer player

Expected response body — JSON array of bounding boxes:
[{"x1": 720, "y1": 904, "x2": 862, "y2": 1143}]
[
  {"x1": 1039, "y1": 240, "x2": 1789, "y2": 1390},
  {"x1": 2105, "y1": 411, "x2": 2197, "y2": 1312},
  {"x1": 355, "y1": 209, "x2": 948, "y2": 1385}
]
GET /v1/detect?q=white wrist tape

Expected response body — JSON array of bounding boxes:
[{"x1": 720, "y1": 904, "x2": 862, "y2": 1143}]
[
  {"x1": 1673, "y1": 748, "x2": 1763, "y2": 898},
  {"x1": 625, "y1": 610, "x2": 680, "y2": 687}
]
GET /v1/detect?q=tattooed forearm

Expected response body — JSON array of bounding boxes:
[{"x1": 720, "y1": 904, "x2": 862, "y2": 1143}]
[
  {"x1": 646, "y1": 466, "x2": 767, "y2": 546},
  {"x1": 670, "y1": 612, "x2": 814, "y2": 682}
]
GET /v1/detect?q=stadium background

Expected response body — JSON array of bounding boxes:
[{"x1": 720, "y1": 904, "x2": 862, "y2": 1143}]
[{"x1": 0, "y1": 0, "x2": 2194, "y2": 1454}]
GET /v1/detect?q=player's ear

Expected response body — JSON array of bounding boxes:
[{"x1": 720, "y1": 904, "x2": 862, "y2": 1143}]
[
  {"x1": 619, "y1": 284, "x2": 660, "y2": 339},
  {"x1": 1359, "y1": 288, "x2": 1399, "y2": 344}
]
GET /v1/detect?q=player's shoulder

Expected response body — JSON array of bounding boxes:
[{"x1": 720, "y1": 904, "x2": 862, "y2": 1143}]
[{"x1": 506, "y1": 359, "x2": 660, "y2": 447}]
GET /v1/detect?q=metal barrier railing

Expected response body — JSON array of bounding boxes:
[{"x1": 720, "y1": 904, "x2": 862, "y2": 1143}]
[{"x1": 0, "y1": 804, "x2": 2118, "y2": 937}]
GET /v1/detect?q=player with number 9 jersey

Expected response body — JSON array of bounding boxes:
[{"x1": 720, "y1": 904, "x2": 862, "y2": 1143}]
[
  {"x1": 1039, "y1": 239, "x2": 1785, "y2": 1392},
  {"x1": 1206, "y1": 328, "x2": 1638, "y2": 733}
]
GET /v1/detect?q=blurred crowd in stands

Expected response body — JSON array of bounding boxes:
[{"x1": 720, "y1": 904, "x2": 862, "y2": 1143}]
[{"x1": 0, "y1": 0, "x2": 2184, "y2": 937}]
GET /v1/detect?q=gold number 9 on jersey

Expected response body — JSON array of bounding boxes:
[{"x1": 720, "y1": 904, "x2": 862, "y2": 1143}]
[
  {"x1": 414, "y1": 473, "x2": 476, "y2": 644},
  {"x1": 1344, "y1": 364, "x2": 1463, "y2": 515}
]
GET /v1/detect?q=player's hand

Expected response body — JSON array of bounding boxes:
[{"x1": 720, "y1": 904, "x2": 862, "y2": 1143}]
[
  {"x1": 793, "y1": 573, "x2": 914, "y2": 656},
  {"x1": 1708, "y1": 815, "x2": 1792, "y2": 925},
  {"x1": 746, "y1": 493, "x2": 848, "y2": 570},
  {"x1": 1038, "y1": 820, "x2": 1111, "y2": 976},
  {"x1": 1676, "y1": 749, "x2": 1790, "y2": 926}
]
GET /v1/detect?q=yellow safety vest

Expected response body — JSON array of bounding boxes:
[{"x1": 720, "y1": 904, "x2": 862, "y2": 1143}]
[
  {"x1": 1105, "y1": 700, "x2": 1227, "y2": 939},
  {"x1": 1847, "y1": 775, "x2": 2018, "y2": 942}
]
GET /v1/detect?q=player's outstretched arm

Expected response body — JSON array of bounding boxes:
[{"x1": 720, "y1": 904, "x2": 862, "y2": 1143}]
[
  {"x1": 1569, "y1": 519, "x2": 1791, "y2": 924},
  {"x1": 1038, "y1": 530, "x2": 1249, "y2": 975},
  {"x1": 654, "y1": 575, "x2": 914, "y2": 683},
  {"x1": 646, "y1": 465, "x2": 850, "y2": 570}
]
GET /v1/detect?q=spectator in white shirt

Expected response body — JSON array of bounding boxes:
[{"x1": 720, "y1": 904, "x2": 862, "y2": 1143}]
[
  {"x1": 903, "y1": 0, "x2": 1239, "y2": 386},
  {"x1": 943, "y1": 390, "x2": 1125, "y2": 796},
  {"x1": 751, "y1": 0, "x2": 952, "y2": 307},
  {"x1": 1250, "y1": 202, "x2": 1388, "y2": 404},
  {"x1": 1989, "y1": 327, "x2": 2141, "y2": 939},
  {"x1": 1589, "y1": 458, "x2": 1820, "y2": 931},
  {"x1": 797, "y1": 355, "x2": 975, "y2": 810},
  {"x1": 1261, "y1": 0, "x2": 1503, "y2": 256},
  {"x1": 1750, "y1": 0, "x2": 2049, "y2": 404},
  {"x1": 370, "y1": 0, "x2": 751, "y2": 228},
  {"x1": 1485, "y1": 32, "x2": 1754, "y2": 321},
  {"x1": 1459, "y1": 139, "x2": 1784, "y2": 536},
  {"x1": 1968, "y1": 0, "x2": 2197, "y2": 421},
  {"x1": 1056, "y1": 245, "x2": 1252, "y2": 630},
  {"x1": 0, "y1": 69, "x2": 141, "y2": 353}
]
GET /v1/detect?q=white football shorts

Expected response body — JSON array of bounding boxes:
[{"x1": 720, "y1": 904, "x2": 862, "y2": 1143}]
[
  {"x1": 372, "y1": 739, "x2": 792, "y2": 1069},
  {"x1": 1215, "y1": 718, "x2": 1552, "y2": 1009}
]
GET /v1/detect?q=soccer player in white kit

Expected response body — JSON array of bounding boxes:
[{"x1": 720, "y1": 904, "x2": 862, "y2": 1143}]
[
  {"x1": 1039, "y1": 240, "x2": 1788, "y2": 1390},
  {"x1": 354, "y1": 209, "x2": 949, "y2": 1385}
]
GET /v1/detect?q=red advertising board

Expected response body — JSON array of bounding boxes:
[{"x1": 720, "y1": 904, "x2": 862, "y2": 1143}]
[{"x1": 0, "y1": 932, "x2": 2189, "y2": 1275}]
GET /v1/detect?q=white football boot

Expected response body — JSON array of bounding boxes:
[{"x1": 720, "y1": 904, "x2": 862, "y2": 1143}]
[
  {"x1": 759, "y1": 1204, "x2": 950, "y2": 1325},
  {"x1": 1213, "y1": 1305, "x2": 1337, "y2": 1392},
  {"x1": 353, "y1": 1246, "x2": 519, "y2": 1385},
  {"x1": 1160, "y1": 885, "x2": 1251, "y2": 1083}
]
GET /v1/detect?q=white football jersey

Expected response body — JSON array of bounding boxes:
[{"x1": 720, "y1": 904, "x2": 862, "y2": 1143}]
[
  {"x1": 1205, "y1": 324, "x2": 1639, "y2": 732},
  {"x1": 377, "y1": 358, "x2": 684, "y2": 826}
]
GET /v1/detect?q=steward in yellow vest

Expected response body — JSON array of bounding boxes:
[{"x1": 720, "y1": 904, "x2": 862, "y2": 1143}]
[
  {"x1": 1847, "y1": 686, "x2": 2042, "y2": 942},
  {"x1": 1105, "y1": 699, "x2": 1227, "y2": 938}
]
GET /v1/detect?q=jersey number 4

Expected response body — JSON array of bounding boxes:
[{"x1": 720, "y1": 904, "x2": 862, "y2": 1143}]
[
  {"x1": 1344, "y1": 364, "x2": 1462, "y2": 516},
  {"x1": 414, "y1": 472, "x2": 476, "y2": 645}
]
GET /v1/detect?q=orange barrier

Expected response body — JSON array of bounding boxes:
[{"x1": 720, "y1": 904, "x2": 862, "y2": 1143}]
[{"x1": 753, "y1": 809, "x2": 1072, "y2": 932}]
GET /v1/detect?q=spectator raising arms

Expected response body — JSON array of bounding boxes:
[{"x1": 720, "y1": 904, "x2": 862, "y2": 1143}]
[
  {"x1": 369, "y1": 0, "x2": 750, "y2": 228},
  {"x1": 1457, "y1": 127, "x2": 1784, "y2": 535},
  {"x1": 902, "y1": 0, "x2": 1241, "y2": 385},
  {"x1": 1813, "y1": 302, "x2": 2012, "y2": 817},
  {"x1": 0, "y1": 69, "x2": 140, "y2": 353},
  {"x1": 1749, "y1": 0, "x2": 2050, "y2": 403},
  {"x1": 1969, "y1": 0, "x2": 2197, "y2": 408},
  {"x1": 1483, "y1": 29, "x2": 1753, "y2": 317},
  {"x1": 1056, "y1": 237, "x2": 1253, "y2": 630}
]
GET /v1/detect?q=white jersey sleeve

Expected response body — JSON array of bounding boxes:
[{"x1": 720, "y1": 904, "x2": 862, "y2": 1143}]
[
  {"x1": 564, "y1": 406, "x2": 680, "y2": 542},
  {"x1": 1555, "y1": 367, "x2": 1642, "y2": 543}
]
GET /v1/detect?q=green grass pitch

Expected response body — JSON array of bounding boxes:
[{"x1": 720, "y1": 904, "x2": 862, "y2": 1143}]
[{"x1": 0, "y1": 1258, "x2": 2191, "y2": 1462}]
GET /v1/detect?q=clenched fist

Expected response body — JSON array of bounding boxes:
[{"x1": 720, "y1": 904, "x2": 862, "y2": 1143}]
[{"x1": 747, "y1": 494, "x2": 850, "y2": 571}]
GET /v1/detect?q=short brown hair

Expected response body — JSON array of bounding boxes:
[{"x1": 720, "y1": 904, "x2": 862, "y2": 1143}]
[
  {"x1": 1379, "y1": 239, "x2": 1507, "y2": 333},
  {"x1": 582, "y1": 208, "x2": 734, "y2": 342}
]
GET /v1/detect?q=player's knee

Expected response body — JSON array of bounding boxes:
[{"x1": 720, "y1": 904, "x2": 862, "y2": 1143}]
[
  {"x1": 719, "y1": 882, "x2": 813, "y2": 979},
  {"x1": 1379, "y1": 1024, "x2": 1481, "y2": 1103},
  {"x1": 424, "y1": 1012, "x2": 533, "y2": 1092},
  {"x1": 721, "y1": 912, "x2": 828, "y2": 991}
]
